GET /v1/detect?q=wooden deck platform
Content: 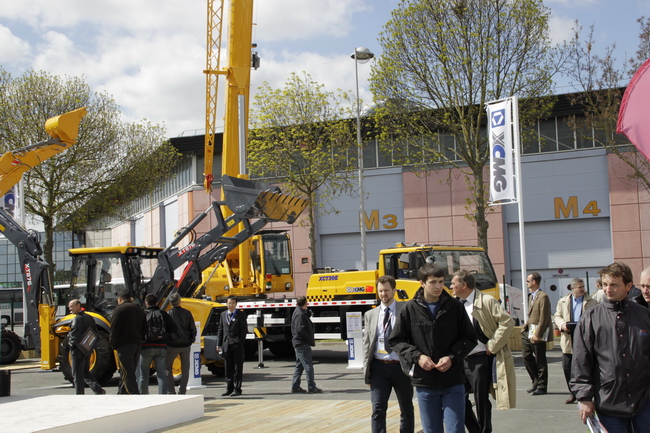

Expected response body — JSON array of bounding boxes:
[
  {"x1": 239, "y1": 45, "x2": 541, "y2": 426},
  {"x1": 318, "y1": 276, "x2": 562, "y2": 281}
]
[{"x1": 150, "y1": 398, "x2": 422, "y2": 432}]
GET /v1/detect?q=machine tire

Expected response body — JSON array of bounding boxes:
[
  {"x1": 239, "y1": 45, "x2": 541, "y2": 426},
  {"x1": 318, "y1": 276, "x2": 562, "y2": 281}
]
[
  {"x1": 268, "y1": 341, "x2": 294, "y2": 358},
  {"x1": 206, "y1": 361, "x2": 224, "y2": 377},
  {"x1": 1, "y1": 329, "x2": 22, "y2": 365},
  {"x1": 58, "y1": 331, "x2": 116, "y2": 386}
]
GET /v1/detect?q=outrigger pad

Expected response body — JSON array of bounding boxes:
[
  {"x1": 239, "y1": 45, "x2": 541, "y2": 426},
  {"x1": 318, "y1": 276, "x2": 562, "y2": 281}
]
[{"x1": 221, "y1": 175, "x2": 307, "y2": 224}]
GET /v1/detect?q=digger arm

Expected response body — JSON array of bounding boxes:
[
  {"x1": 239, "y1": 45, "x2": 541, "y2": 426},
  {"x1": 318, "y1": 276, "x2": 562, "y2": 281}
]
[
  {"x1": 148, "y1": 175, "x2": 307, "y2": 305},
  {"x1": 0, "y1": 107, "x2": 87, "y2": 196}
]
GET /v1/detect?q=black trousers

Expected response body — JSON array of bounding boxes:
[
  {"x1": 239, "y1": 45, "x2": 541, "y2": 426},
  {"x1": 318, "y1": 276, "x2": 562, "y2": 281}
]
[
  {"x1": 224, "y1": 344, "x2": 245, "y2": 392},
  {"x1": 369, "y1": 359, "x2": 414, "y2": 433},
  {"x1": 116, "y1": 343, "x2": 141, "y2": 394},
  {"x1": 562, "y1": 353, "x2": 573, "y2": 395},
  {"x1": 71, "y1": 347, "x2": 102, "y2": 394},
  {"x1": 463, "y1": 353, "x2": 493, "y2": 433},
  {"x1": 521, "y1": 335, "x2": 548, "y2": 390}
]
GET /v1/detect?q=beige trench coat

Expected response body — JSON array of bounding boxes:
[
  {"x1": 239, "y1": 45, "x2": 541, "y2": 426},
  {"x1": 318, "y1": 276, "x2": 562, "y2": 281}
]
[{"x1": 471, "y1": 290, "x2": 517, "y2": 410}]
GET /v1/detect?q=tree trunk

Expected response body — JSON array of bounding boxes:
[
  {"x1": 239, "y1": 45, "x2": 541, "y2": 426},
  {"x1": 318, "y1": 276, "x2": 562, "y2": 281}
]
[
  {"x1": 307, "y1": 199, "x2": 318, "y2": 274},
  {"x1": 472, "y1": 169, "x2": 490, "y2": 253},
  {"x1": 42, "y1": 215, "x2": 56, "y2": 284}
]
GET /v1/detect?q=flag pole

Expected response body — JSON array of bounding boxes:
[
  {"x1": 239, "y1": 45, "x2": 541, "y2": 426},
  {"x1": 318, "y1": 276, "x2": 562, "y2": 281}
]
[{"x1": 511, "y1": 96, "x2": 528, "y2": 322}]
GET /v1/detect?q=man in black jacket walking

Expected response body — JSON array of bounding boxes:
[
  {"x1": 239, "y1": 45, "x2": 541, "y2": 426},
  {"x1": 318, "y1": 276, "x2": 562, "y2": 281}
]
[
  {"x1": 571, "y1": 262, "x2": 650, "y2": 432},
  {"x1": 390, "y1": 264, "x2": 477, "y2": 433},
  {"x1": 165, "y1": 293, "x2": 197, "y2": 394},
  {"x1": 110, "y1": 290, "x2": 147, "y2": 394},
  {"x1": 138, "y1": 294, "x2": 176, "y2": 394},
  {"x1": 67, "y1": 299, "x2": 105, "y2": 395}
]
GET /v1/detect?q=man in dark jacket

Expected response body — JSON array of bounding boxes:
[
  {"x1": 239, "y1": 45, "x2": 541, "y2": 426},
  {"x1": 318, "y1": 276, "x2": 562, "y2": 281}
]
[
  {"x1": 165, "y1": 293, "x2": 197, "y2": 394},
  {"x1": 216, "y1": 295, "x2": 247, "y2": 397},
  {"x1": 291, "y1": 296, "x2": 322, "y2": 394},
  {"x1": 571, "y1": 262, "x2": 650, "y2": 432},
  {"x1": 67, "y1": 299, "x2": 105, "y2": 395},
  {"x1": 138, "y1": 293, "x2": 176, "y2": 394},
  {"x1": 390, "y1": 264, "x2": 477, "y2": 433},
  {"x1": 110, "y1": 289, "x2": 147, "y2": 394}
]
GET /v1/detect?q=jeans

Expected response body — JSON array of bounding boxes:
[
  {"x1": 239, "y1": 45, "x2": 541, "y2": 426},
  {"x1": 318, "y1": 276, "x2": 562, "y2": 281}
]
[
  {"x1": 416, "y1": 384, "x2": 465, "y2": 433},
  {"x1": 369, "y1": 360, "x2": 414, "y2": 433},
  {"x1": 166, "y1": 345, "x2": 191, "y2": 394},
  {"x1": 116, "y1": 343, "x2": 141, "y2": 394},
  {"x1": 292, "y1": 344, "x2": 317, "y2": 391},
  {"x1": 138, "y1": 346, "x2": 167, "y2": 394},
  {"x1": 598, "y1": 398, "x2": 650, "y2": 433}
]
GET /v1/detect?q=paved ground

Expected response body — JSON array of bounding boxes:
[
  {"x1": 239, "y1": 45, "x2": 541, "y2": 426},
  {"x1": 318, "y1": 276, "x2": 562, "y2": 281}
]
[{"x1": 2, "y1": 342, "x2": 587, "y2": 432}]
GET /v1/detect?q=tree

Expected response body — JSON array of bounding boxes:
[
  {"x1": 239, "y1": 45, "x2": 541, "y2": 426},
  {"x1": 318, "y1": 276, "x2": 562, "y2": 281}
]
[
  {"x1": 370, "y1": 0, "x2": 561, "y2": 251},
  {"x1": 0, "y1": 68, "x2": 180, "y2": 274},
  {"x1": 247, "y1": 72, "x2": 357, "y2": 271},
  {"x1": 564, "y1": 19, "x2": 650, "y2": 192}
]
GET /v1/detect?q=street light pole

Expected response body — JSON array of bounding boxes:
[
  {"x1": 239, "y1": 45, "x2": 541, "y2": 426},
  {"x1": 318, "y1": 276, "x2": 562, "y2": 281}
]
[{"x1": 351, "y1": 47, "x2": 374, "y2": 271}]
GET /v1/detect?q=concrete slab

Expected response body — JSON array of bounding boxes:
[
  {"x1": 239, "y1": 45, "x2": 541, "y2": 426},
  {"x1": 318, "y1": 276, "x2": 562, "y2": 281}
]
[{"x1": 0, "y1": 394, "x2": 204, "y2": 433}]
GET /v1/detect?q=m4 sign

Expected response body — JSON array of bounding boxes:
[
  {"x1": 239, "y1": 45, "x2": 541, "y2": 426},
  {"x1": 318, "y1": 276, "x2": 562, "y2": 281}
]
[{"x1": 554, "y1": 196, "x2": 602, "y2": 218}]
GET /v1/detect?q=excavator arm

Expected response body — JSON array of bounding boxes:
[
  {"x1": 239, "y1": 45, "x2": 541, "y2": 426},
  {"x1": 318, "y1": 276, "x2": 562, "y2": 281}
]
[
  {"x1": 149, "y1": 174, "x2": 307, "y2": 306},
  {"x1": 0, "y1": 107, "x2": 87, "y2": 360}
]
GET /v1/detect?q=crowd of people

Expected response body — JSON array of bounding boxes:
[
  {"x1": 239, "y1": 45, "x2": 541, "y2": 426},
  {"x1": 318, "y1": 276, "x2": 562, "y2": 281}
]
[{"x1": 66, "y1": 260, "x2": 650, "y2": 433}]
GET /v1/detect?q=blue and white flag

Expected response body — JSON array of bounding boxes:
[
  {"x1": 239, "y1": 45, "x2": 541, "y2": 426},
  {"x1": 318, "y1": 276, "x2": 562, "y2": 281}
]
[{"x1": 487, "y1": 100, "x2": 516, "y2": 203}]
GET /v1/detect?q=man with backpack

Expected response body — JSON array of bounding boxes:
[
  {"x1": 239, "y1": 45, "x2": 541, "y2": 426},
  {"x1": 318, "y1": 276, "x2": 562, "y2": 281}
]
[
  {"x1": 138, "y1": 293, "x2": 177, "y2": 394},
  {"x1": 165, "y1": 293, "x2": 197, "y2": 395}
]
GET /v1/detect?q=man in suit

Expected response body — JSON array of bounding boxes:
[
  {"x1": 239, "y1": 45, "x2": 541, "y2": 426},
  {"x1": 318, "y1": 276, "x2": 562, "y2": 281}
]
[
  {"x1": 451, "y1": 270, "x2": 516, "y2": 433},
  {"x1": 521, "y1": 272, "x2": 552, "y2": 396},
  {"x1": 553, "y1": 277, "x2": 598, "y2": 404},
  {"x1": 216, "y1": 295, "x2": 247, "y2": 397},
  {"x1": 363, "y1": 275, "x2": 414, "y2": 433}
]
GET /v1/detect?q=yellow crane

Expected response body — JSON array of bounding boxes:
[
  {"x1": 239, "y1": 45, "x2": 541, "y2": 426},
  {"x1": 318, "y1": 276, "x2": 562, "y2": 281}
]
[{"x1": 202, "y1": 0, "x2": 263, "y2": 294}]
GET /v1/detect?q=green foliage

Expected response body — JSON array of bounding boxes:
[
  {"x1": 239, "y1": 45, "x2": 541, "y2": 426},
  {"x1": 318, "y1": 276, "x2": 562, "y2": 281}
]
[
  {"x1": 248, "y1": 72, "x2": 358, "y2": 270},
  {"x1": 370, "y1": 0, "x2": 560, "y2": 250},
  {"x1": 0, "y1": 68, "x2": 180, "y2": 269}
]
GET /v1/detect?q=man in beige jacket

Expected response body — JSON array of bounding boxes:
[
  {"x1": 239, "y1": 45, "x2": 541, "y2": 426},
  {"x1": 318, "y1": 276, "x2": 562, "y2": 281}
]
[
  {"x1": 451, "y1": 270, "x2": 516, "y2": 433},
  {"x1": 553, "y1": 278, "x2": 598, "y2": 404},
  {"x1": 521, "y1": 272, "x2": 553, "y2": 396}
]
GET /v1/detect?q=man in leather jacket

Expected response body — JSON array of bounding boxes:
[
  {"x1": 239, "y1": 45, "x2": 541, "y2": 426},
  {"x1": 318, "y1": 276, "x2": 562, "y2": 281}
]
[{"x1": 571, "y1": 262, "x2": 650, "y2": 432}]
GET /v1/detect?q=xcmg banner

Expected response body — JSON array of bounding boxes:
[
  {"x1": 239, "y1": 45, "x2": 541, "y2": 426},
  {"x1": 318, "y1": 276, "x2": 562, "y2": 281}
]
[{"x1": 487, "y1": 100, "x2": 516, "y2": 203}]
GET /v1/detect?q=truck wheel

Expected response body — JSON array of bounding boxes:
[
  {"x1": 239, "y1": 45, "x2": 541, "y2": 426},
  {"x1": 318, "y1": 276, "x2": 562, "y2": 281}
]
[
  {"x1": 1, "y1": 329, "x2": 22, "y2": 365},
  {"x1": 268, "y1": 341, "x2": 294, "y2": 358},
  {"x1": 206, "y1": 361, "x2": 224, "y2": 377},
  {"x1": 58, "y1": 332, "x2": 116, "y2": 386}
]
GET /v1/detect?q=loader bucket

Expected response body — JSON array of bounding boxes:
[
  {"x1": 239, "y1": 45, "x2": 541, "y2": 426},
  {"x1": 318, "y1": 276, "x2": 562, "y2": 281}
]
[
  {"x1": 221, "y1": 175, "x2": 307, "y2": 224},
  {"x1": 44, "y1": 107, "x2": 88, "y2": 145}
]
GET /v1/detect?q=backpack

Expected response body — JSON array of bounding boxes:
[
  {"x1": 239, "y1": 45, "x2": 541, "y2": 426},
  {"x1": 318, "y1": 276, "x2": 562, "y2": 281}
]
[{"x1": 145, "y1": 309, "x2": 167, "y2": 342}]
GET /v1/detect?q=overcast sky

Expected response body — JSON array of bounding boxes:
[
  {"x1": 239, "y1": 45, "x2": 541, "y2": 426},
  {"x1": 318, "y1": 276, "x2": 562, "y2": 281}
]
[{"x1": 1, "y1": 0, "x2": 648, "y2": 138}]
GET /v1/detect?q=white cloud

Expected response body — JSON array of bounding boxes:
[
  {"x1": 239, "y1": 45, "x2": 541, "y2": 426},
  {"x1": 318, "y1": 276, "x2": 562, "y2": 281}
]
[
  {"x1": 0, "y1": 25, "x2": 32, "y2": 67},
  {"x1": 548, "y1": 15, "x2": 577, "y2": 46}
]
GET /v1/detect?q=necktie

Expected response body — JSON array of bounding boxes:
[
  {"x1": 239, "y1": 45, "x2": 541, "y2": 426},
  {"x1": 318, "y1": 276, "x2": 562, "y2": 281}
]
[{"x1": 383, "y1": 308, "x2": 392, "y2": 353}]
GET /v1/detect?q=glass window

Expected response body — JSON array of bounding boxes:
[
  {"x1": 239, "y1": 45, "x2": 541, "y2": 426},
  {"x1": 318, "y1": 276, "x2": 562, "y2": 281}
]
[
  {"x1": 557, "y1": 119, "x2": 575, "y2": 151},
  {"x1": 539, "y1": 118, "x2": 557, "y2": 153},
  {"x1": 363, "y1": 140, "x2": 377, "y2": 169},
  {"x1": 521, "y1": 123, "x2": 539, "y2": 154}
]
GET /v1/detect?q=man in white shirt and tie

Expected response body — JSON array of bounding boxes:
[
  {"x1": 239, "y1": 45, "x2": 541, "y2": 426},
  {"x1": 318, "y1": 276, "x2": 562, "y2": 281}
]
[
  {"x1": 451, "y1": 269, "x2": 516, "y2": 433},
  {"x1": 363, "y1": 275, "x2": 414, "y2": 433}
]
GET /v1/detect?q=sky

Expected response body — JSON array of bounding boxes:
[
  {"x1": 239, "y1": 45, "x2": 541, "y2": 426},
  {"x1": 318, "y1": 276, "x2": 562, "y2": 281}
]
[{"x1": 1, "y1": 0, "x2": 649, "y2": 139}]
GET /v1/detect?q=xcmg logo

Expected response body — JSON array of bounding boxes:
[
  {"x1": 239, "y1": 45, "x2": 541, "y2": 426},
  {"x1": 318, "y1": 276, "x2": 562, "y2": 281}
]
[
  {"x1": 319, "y1": 275, "x2": 338, "y2": 281},
  {"x1": 490, "y1": 130, "x2": 507, "y2": 193},
  {"x1": 346, "y1": 286, "x2": 374, "y2": 293}
]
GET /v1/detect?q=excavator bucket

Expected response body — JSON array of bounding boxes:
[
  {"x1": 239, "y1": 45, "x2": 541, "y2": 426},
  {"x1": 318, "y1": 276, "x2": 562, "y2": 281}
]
[
  {"x1": 44, "y1": 107, "x2": 88, "y2": 145},
  {"x1": 221, "y1": 175, "x2": 308, "y2": 224}
]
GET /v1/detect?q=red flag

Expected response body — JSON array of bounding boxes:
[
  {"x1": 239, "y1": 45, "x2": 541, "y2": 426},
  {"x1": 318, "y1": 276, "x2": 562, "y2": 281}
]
[{"x1": 617, "y1": 57, "x2": 650, "y2": 161}]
